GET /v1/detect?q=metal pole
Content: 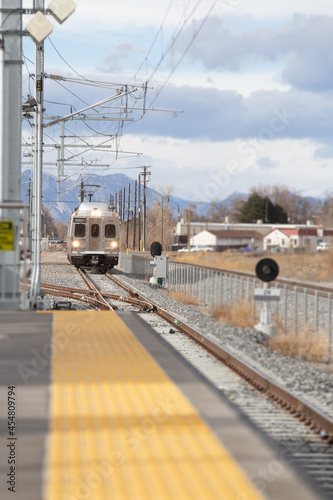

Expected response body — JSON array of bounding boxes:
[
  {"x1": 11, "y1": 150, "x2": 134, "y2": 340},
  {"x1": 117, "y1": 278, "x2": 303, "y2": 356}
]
[
  {"x1": 328, "y1": 293, "x2": 332, "y2": 363},
  {"x1": 126, "y1": 182, "x2": 130, "y2": 249},
  {"x1": 284, "y1": 285, "x2": 288, "y2": 331},
  {"x1": 133, "y1": 179, "x2": 137, "y2": 250},
  {"x1": 0, "y1": 0, "x2": 23, "y2": 309},
  {"x1": 30, "y1": 0, "x2": 45, "y2": 308},
  {"x1": 315, "y1": 290, "x2": 319, "y2": 332},
  {"x1": 188, "y1": 205, "x2": 191, "y2": 249},
  {"x1": 161, "y1": 197, "x2": 164, "y2": 251},
  {"x1": 138, "y1": 174, "x2": 141, "y2": 251},
  {"x1": 143, "y1": 168, "x2": 147, "y2": 251}
]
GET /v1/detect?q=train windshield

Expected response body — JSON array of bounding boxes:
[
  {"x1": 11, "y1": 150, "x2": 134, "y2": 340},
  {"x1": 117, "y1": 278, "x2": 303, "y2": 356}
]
[
  {"x1": 105, "y1": 224, "x2": 116, "y2": 238},
  {"x1": 91, "y1": 224, "x2": 100, "y2": 237},
  {"x1": 74, "y1": 224, "x2": 85, "y2": 238}
]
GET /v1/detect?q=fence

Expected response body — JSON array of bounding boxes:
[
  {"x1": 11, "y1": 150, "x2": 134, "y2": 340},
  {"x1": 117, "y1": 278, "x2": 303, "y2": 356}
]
[
  {"x1": 118, "y1": 251, "x2": 152, "y2": 279},
  {"x1": 168, "y1": 261, "x2": 332, "y2": 351}
]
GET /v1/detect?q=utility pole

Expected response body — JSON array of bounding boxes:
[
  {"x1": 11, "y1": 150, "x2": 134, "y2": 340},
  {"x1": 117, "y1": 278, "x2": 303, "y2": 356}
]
[
  {"x1": 188, "y1": 205, "x2": 191, "y2": 249},
  {"x1": 140, "y1": 166, "x2": 150, "y2": 251},
  {"x1": 119, "y1": 190, "x2": 122, "y2": 221},
  {"x1": 126, "y1": 182, "x2": 130, "y2": 249},
  {"x1": 138, "y1": 174, "x2": 141, "y2": 250},
  {"x1": 122, "y1": 187, "x2": 125, "y2": 223},
  {"x1": 133, "y1": 179, "x2": 137, "y2": 250},
  {"x1": 0, "y1": 0, "x2": 23, "y2": 309},
  {"x1": 79, "y1": 179, "x2": 85, "y2": 203}
]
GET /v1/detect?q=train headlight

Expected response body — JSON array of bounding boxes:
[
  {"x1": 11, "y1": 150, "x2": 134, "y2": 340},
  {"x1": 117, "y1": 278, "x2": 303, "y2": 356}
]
[
  {"x1": 90, "y1": 208, "x2": 101, "y2": 217},
  {"x1": 111, "y1": 241, "x2": 118, "y2": 248},
  {"x1": 72, "y1": 240, "x2": 80, "y2": 248}
]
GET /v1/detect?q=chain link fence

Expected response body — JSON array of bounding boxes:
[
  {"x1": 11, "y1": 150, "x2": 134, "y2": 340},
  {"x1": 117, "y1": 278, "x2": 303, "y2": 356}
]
[{"x1": 168, "y1": 261, "x2": 332, "y2": 352}]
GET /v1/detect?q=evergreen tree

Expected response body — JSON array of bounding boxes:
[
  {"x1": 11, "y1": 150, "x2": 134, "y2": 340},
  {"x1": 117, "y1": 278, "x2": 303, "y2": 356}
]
[{"x1": 239, "y1": 193, "x2": 288, "y2": 223}]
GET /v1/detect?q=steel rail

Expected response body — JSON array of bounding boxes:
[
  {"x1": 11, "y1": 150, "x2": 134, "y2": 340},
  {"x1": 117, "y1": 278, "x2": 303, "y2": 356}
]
[
  {"x1": 107, "y1": 273, "x2": 333, "y2": 440},
  {"x1": 33, "y1": 279, "x2": 151, "y2": 310},
  {"x1": 76, "y1": 268, "x2": 114, "y2": 310},
  {"x1": 35, "y1": 281, "x2": 99, "y2": 296},
  {"x1": 31, "y1": 284, "x2": 110, "y2": 309}
]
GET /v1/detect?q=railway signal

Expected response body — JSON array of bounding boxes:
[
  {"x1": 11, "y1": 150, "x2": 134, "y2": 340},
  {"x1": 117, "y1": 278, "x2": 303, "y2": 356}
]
[{"x1": 254, "y1": 258, "x2": 280, "y2": 337}]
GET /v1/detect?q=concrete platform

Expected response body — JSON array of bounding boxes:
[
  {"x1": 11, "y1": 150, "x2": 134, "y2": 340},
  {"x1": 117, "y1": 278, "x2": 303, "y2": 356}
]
[{"x1": 0, "y1": 310, "x2": 328, "y2": 500}]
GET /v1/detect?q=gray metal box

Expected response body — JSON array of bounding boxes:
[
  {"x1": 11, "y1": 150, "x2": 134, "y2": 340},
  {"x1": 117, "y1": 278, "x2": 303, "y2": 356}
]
[{"x1": 156, "y1": 256, "x2": 169, "y2": 278}]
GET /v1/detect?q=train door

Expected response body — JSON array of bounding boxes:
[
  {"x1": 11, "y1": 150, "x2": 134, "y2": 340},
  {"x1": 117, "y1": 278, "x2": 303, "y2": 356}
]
[{"x1": 88, "y1": 219, "x2": 102, "y2": 251}]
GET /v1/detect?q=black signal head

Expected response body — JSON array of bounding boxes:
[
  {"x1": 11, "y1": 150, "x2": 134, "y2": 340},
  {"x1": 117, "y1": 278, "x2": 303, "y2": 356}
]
[{"x1": 255, "y1": 258, "x2": 279, "y2": 282}]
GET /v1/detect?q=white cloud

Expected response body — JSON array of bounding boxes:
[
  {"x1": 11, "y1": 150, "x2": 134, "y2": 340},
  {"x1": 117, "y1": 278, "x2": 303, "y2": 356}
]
[
  {"x1": 115, "y1": 134, "x2": 333, "y2": 201},
  {"x1": 22, "y1": 1, "x2": 333, "y2": 205},
  {"x1": 180, "y1": 15, "x2": 333, "y2": 92}
]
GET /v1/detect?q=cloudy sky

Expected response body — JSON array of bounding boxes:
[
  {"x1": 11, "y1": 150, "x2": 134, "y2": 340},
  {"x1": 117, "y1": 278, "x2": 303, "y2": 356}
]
[{"x1": 22, "y1": 0, "x2": 333, "y2": 203}]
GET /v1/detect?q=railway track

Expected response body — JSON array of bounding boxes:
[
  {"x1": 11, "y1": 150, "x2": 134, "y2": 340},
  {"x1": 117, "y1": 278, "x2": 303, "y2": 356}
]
[{"x1": 40, "y1": 264, "x2": 333, "y2": 495}]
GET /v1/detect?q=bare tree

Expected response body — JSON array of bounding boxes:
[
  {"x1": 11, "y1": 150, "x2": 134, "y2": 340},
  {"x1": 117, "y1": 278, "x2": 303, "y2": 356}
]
[
  {"x1": 207, "y1": 199, "x2": 227, "y2": 221},
  {"x1": 42, "y1": 206, "x2": 58, "y2": 237},
  {"x1": 147, "y1": 185, "x2": 175, "y2": 249},
  {"x1": 227, "y1": 194, "x2": 247, "y2": 222}
]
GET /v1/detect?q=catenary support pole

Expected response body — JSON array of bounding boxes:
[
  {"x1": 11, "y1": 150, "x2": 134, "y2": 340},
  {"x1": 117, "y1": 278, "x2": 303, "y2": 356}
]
[
  {"x1": 0, "y1": 0, "x2": 23, "y2": 310},
  {"x1": 30, "y1": 0, "x2": 45, "y2": 308}
]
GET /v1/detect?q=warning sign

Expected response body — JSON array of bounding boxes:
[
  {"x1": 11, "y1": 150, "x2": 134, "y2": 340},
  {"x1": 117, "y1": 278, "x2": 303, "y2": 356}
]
[{"x1": 0, "y1": 221, "x2": 14, "y2": 250}]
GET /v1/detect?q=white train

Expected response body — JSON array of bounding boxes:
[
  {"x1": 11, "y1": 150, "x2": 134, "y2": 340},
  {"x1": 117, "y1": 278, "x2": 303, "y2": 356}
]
[{"x1": 67, "y1": 202, "x2": 120, "y2": 270}]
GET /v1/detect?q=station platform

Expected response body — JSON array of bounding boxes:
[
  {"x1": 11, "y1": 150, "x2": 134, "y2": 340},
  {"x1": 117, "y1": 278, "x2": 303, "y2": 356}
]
[{"x1": 0, "y1": 310, "x2": 327, "y2": 500}]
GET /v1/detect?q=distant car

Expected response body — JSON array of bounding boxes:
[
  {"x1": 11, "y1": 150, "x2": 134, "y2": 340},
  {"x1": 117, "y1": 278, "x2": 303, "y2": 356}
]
[
  {"x1": 177, "y1": 246, "x2": 201, "y2": 252},
  {"x1": 317, "y1": 242, "x2": 332, "y2": 251},
  {"x1": 200, "y1": 246, "x2": 213, "y2": 252}
]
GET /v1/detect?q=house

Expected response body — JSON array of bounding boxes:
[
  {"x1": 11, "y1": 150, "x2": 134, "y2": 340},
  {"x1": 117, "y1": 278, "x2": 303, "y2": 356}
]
[
  {"x1": 263, "y1": 227, "x2": 321, "y2": 252},
  {"x1": 190, "y1": 229, "x2": 264, "y2": 251}
]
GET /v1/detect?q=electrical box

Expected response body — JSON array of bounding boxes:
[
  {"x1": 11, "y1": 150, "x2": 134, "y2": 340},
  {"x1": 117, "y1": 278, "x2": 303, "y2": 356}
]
[{"x1": 156, "y1": 256, "x2": 169, "y2": 279}]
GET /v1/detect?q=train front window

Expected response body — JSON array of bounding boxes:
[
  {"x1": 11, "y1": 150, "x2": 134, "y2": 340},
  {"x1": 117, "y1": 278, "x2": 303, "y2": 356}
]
[
  {"x1": 105, "y1": 224, "x2": 116, "y2": 238},
  {"x1": 74, "y1": 224, "x2": 85, "y2": 238},
  {"x1": 91, "y1": 224, "x2": 99, "y2": 238}
]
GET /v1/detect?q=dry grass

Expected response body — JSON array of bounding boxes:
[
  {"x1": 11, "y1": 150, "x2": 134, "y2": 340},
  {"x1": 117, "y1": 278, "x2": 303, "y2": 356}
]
[
  {"x1": 211, "y1": 301, "x2": 329, "y2": 363},
  {"x1": 172, "y1": 249, "x2": 333, "y2": 283},
  {"x1": 162, "y1": 289, "x2": 199, "y2": 306},
  {"x1": 268, "y1": 323, "x2": 329, "y2": 362},
  {"x1": 211, "y1": 300, "x2": 256, "y2": 329}
]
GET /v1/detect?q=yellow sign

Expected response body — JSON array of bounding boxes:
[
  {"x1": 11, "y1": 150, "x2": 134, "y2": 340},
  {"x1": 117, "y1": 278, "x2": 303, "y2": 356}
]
[{"x1": 0, "y1": 221, "x2": 14, "y2": 251}]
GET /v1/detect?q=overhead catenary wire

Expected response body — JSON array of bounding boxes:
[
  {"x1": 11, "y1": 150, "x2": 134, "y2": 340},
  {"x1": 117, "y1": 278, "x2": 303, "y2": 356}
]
[{"x1": 22, "y1": 1, "x2": 219, "y2": 195}]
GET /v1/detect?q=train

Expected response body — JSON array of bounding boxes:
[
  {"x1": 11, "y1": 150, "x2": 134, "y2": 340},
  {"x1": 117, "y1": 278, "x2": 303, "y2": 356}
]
[{"x1": 67, "y1": 201, "x2": 120, "y2": 270}]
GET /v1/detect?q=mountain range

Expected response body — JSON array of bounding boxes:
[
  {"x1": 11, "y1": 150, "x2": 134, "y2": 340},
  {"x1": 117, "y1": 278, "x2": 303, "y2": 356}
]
[
  {"x1": 21, "y1": 170, "x2": 215, "y2": 223},
  {"x1": 21, "y1": 170, "x2": 323, "y2": 224}
]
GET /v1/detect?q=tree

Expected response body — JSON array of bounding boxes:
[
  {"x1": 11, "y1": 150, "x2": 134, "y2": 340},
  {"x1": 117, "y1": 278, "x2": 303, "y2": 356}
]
[
  {"x1": 227, "y1": 193, "x2": 247, "y2": 222},
  {"x1": 249, "y1": 184, "x2": 319, "y2": 223},
  {"x1": 42, "y1": 206, "x2": 58, "y2": 237},
  {"x1": 146, "y1": 185, "x2": 175, "y2": 249},
  {"x1": 206, "y1": 199, "x2": 227, "y2": 221},
  {"x1": 239, "y1": 193, "x2": 288, "y2": 223}
]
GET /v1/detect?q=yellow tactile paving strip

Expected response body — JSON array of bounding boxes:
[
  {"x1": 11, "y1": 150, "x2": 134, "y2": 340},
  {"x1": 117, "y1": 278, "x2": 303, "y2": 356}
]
[{"x1": 44, "y1": 311, "x2": 264, "y2": 500}]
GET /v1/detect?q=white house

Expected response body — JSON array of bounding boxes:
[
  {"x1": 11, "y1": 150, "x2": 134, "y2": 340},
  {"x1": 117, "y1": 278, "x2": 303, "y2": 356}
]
[
  {"x1": 263, "y1": 227, "x2": 320, "y2": 252},
  {"x1": 190, "y1": 229, "x2": 264, "y2": 251}
]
